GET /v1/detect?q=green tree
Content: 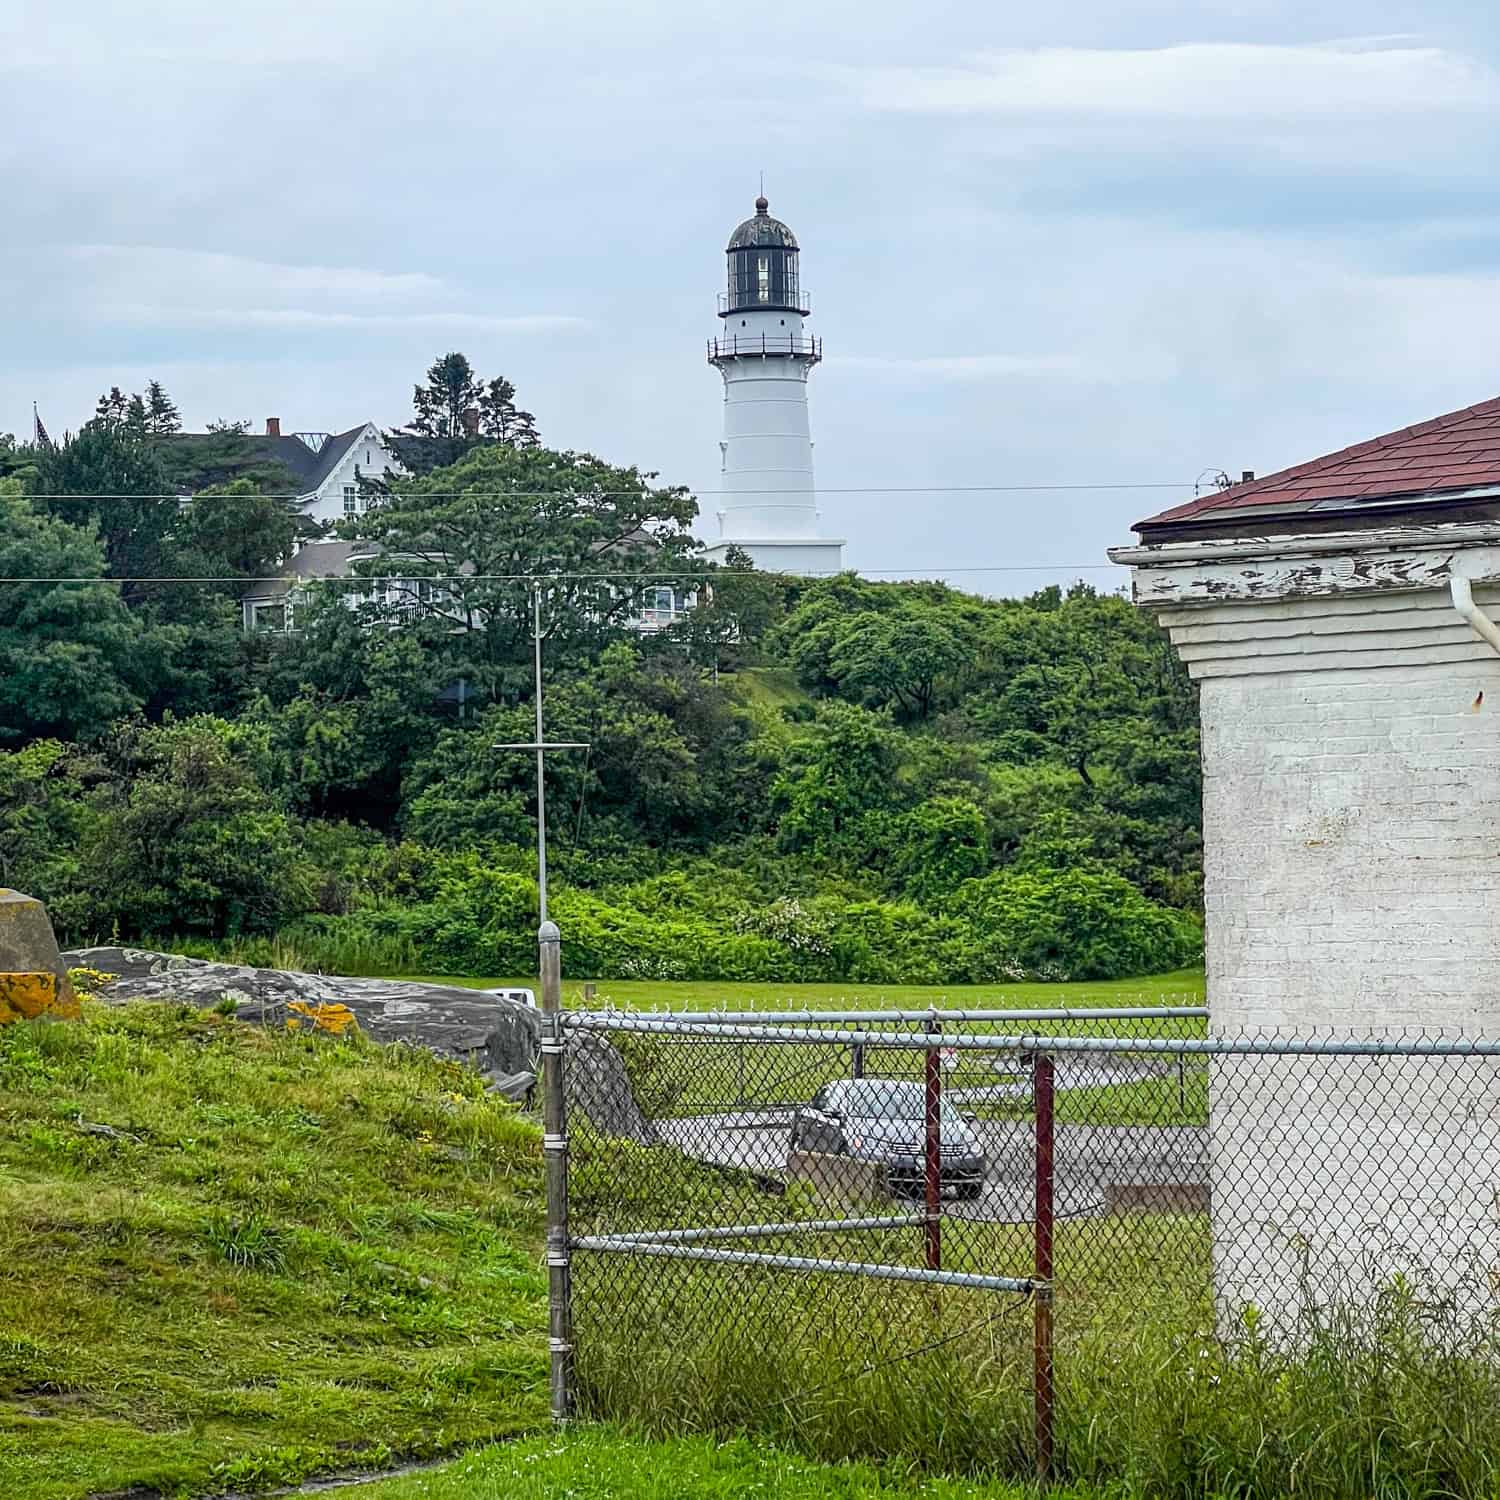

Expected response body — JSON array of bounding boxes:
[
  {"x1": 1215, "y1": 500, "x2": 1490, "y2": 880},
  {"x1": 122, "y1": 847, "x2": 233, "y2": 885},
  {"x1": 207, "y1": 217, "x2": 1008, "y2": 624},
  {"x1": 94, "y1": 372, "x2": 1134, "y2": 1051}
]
[
  {"x1": 386, "y1": 352, "x2": 542, "y2": 475},
  {"x1": 668, "y1": 547, "x2": 785, "y2": 678},
  {"x1": 892, "y1": 796, "x2": 990, "y2": 904},
  {"x1": 94, "y1": 387, "x2": 129, "y2": 426},
  {"x1": 773, "y1": 702, "x2": 902, "y2": 858},
  {"x1": 0, "y1": 482, "x2": 152, "y2": 742},
  {"x1": 343, "y1": 443, "x2": 701, "y2": 700},
  {"x1": 157, "y1": 426, "x2": 301, "y2": 497},
  {"x1": 144, "y1": 380, "x2": 181, "y2": 435},
  {"x1": 479, "y1": 376, "x2": 540, "y2": 447},
  {"x1": 138, "y1": 480, "x2": 300, "y2": 719},
  {"x1": 0, "y1": 740, "x2": 95, "y2": 907},
  {"x1": 30, "y1": 421, "x2": 176, "y2": 604},
  {"x1": 827, "y1": 601, "x2": 969, "y2": 720},
  {"x1": 75, "y1": 717, "x2": 316, "y2": 938}
]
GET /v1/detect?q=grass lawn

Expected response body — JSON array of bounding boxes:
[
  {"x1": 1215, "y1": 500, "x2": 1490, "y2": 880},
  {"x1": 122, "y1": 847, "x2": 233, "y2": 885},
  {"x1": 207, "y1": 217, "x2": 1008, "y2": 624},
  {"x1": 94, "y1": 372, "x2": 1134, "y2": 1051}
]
[
  {"x1": 0, "y1": 1001, "x2": 549, "y2": 1500},
  {"x1": 322, "y1": 1429, "x2": 1095, "y2": 1499},
  {"x1": 399, "y1": 970, "x2": 1206, "y2": 1013}
]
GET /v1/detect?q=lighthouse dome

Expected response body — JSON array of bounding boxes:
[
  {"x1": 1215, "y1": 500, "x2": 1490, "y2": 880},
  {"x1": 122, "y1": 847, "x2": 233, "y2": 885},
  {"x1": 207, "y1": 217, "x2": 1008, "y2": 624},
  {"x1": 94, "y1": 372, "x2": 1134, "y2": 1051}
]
[
  {"x1": 726, "y1": 195, "x2": 799, "y2": 251},
  {"x1": 722, "y1": 195, "x2": 807, "y2": 316}
]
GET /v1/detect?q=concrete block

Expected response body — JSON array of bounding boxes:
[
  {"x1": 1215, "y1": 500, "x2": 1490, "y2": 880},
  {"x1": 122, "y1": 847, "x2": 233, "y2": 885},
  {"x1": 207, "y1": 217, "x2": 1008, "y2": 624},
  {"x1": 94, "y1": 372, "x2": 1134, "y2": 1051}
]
[
  {"x1": 786, "y1": 1149, "x2": 891, "y2": 1205},
  {"x1": 0, "y1": 889, "x2": 76, "y2": 1018}
]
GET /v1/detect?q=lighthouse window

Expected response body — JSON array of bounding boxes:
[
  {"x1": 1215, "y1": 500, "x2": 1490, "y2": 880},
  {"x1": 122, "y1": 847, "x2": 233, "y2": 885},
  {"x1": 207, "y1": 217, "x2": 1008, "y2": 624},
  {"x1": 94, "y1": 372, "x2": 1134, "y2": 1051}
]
[{"x1": 757, "y1": 255, "x2": 770, "y2": 301}]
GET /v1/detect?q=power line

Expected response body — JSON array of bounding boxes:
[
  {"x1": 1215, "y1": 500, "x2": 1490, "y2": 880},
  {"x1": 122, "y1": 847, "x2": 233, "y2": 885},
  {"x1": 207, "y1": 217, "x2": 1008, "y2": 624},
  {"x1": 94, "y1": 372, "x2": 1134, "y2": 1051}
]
[
  {"x1": 29, "y1": 482, "x2": 1193, "y2": 502},
  {"x1": 1, "y1": 563, "x2": 1124, "y2": 586}
]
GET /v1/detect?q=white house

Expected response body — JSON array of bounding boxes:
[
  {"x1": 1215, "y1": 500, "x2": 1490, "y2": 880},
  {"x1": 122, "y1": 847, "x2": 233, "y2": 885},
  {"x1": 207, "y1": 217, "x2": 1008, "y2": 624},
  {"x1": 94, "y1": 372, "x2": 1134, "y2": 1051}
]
[
  {"x1": 227, "y1": 417, "x2": 698, "y2": 637},
  {"x1": 1111, "y1": 395, "x2": 1500, "y2": 1328},
  {"x1": 190, "y1": 418, "x2": 401, "y2": 631}
]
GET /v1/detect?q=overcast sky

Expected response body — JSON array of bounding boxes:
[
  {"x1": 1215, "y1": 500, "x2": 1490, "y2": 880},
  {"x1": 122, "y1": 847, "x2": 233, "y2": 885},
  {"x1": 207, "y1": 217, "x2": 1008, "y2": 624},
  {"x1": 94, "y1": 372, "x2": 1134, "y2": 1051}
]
[{"x1": 5, "y1": 1, "x2": 1500, "y2": 595}]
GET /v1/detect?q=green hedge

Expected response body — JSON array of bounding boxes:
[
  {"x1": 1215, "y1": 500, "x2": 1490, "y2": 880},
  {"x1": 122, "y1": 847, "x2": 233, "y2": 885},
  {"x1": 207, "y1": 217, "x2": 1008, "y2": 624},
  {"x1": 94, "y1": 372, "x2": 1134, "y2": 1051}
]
[{"x1": 296, "y1": 862, "x2": 1200, "y2": 984}]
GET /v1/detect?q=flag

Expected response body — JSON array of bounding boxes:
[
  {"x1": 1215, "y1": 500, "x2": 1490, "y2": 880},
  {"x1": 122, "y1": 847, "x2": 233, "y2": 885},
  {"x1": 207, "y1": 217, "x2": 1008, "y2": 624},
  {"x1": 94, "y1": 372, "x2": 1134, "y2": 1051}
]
[{"x1": 32, "y1": 403, "x2": 53, "y2": 449}]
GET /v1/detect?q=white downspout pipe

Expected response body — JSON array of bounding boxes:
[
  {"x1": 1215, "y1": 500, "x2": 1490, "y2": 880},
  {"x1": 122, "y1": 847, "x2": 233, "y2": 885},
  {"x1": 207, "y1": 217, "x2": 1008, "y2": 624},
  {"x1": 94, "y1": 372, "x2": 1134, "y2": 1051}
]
[{"x1": 1450, "y1": 576, "x2": 1500, "y2": 657}]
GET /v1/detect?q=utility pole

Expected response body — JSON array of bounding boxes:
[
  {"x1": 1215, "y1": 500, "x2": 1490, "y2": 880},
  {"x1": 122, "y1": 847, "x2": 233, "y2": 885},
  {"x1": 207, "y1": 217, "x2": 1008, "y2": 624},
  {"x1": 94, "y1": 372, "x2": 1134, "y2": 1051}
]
[
  {"x1": 494, "y1": 583, "x2": 588, "y2": 1424},
  {"x1": 493, "y1": 585, "x2": 588, "y2": 922}
]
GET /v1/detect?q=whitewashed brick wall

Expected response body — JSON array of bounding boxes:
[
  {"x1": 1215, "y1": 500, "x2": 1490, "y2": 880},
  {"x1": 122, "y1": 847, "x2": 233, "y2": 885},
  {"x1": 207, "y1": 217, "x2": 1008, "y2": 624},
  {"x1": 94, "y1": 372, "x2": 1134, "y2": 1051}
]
[{"x1": 1158, "y1": 583, "x2": 1500, "y2": 1328}]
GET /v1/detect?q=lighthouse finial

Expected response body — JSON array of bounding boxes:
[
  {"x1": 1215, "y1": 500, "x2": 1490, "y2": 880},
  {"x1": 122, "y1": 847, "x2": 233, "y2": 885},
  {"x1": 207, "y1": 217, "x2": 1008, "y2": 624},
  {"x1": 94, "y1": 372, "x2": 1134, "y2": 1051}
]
[{"x1": 756, "y1": 171, "x2": 767, "y2": 214}]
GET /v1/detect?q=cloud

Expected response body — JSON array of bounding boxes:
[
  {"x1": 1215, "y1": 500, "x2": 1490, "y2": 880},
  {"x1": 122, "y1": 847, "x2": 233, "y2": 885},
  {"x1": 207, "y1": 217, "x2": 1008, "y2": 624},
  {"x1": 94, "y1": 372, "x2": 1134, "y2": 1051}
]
[
  {"x1": 838, "y1": 40, "x2": 1496, "y2": 120},
  {"x1": 105, "y1": 306, "x2": 589, "y2": 334},
  {"x1": 64, "y1": 246, "x2": 447, "y2": 304},
  {"x1": 12, "y1": 246, "x2": 586, "y2": 339},
  {"x1": 832, "y1": 353, "x2": 1101, "y2": 380}
]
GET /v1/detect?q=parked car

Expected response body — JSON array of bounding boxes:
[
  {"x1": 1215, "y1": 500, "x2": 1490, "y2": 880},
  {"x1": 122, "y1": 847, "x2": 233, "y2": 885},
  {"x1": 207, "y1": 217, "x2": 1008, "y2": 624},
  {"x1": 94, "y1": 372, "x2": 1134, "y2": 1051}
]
[
  {"x1": 789, "y1": 1079, "x2": 986, "y2": 1200},
  {"x1": 484, "y1": 987, "x2": 536, "y2": 1008}
]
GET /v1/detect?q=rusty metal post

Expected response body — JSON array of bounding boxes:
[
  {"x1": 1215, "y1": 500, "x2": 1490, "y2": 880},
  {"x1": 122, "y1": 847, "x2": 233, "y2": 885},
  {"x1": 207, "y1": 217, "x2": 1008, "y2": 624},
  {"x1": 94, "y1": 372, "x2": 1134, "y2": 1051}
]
[
  {"x1": 539, "y1": 919, "x2": 574, "y2": 1422},
  {"x1": 1033, "y1": 1050, "x2": 1056, "y2": 1482},
  {"x1": 924, "y1": 1017, "x2": 942, "y2": 1271}
]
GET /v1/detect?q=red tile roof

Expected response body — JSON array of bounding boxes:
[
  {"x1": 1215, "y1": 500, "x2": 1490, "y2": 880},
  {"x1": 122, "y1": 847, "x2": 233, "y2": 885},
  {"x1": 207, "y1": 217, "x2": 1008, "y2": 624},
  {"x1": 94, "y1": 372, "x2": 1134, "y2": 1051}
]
[{"x1": 1136, "y1": 395, "x2": 1500, "y2": 534}]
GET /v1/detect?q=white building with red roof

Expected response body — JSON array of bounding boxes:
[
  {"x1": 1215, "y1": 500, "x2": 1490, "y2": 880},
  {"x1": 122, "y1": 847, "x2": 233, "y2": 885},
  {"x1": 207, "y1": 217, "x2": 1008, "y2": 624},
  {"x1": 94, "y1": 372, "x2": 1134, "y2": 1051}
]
[{"x1": 1111, "y1": 396, "x2": 1500, "y2": 1328}]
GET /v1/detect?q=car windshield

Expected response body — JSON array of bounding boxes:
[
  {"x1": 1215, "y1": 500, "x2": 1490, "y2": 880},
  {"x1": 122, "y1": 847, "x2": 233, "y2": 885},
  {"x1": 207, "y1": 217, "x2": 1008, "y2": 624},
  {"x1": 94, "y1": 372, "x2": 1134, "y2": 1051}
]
[{"x1": 842, "y1": 1082, "x2": 961, "y2": 1123}]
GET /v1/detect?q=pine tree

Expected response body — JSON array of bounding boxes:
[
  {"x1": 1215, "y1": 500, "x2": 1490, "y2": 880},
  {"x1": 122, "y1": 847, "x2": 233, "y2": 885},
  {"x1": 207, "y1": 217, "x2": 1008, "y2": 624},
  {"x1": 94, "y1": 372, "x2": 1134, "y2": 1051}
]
[
  {"x1": 387, "y1": 352, "x2": 543, "y2": 475},
  {"x1": 94, "y1": 387, "x2": 129, "y2": 425},
  {"x1": 125, "y1": 393, "x2": 149, "y2": 436},
  {"x1": 410, "y1": 353, "x2": 481, "y2": 439},
  {"x1": 144, "y1": 381, "x2": 182, "y2": 435},
  {"x1": 479, "y1": 376, "x2": 540, "y2": 448}
]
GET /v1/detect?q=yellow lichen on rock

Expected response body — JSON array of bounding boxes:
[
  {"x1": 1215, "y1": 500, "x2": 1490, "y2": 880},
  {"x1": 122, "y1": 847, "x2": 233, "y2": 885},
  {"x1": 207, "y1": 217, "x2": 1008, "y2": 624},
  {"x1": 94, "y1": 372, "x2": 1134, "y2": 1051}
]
[
  {"x1": 286, "y1": 1000, "x2": 359, "y2": 1037},
  {"x1": 0, "y1": 971, "x2": 82, "y2": 1024}
]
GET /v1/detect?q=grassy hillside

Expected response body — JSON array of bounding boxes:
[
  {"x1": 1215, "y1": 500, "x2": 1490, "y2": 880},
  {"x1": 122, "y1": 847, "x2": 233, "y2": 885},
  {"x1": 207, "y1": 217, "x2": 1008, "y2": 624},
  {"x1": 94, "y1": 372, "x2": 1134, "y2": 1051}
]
[
  {"x1": 724, "y1": 664, "x2": 817, "y2": 718},
  {"x1": 0, "y1": 1001, "x2": 548, "y2": 1500}
]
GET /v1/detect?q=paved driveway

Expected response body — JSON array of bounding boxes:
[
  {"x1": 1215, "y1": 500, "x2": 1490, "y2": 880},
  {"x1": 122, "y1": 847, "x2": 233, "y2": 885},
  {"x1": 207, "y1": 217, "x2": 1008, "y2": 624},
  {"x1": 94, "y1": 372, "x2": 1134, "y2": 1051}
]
[{"x1": 655, "y1": 1110, "x2": 1207, "y2": 1222}]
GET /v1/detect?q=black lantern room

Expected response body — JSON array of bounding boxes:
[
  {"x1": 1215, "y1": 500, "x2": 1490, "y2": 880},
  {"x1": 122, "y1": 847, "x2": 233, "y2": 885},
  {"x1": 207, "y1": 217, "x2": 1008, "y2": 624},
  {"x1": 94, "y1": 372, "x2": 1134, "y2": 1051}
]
[{"x1": 722, "y1": 196, "x2": 809, "y2": 316}]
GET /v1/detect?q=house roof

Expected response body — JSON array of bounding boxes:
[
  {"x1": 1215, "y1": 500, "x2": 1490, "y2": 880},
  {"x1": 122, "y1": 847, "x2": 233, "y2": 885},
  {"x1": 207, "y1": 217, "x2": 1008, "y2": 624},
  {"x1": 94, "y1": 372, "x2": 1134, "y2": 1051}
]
[
  {"x1": 1135, "y1": 395, "x2": 1500, "y2": 540},
  {"x1": 168, "y1": 425, "x2": 367, "y2": 496}
]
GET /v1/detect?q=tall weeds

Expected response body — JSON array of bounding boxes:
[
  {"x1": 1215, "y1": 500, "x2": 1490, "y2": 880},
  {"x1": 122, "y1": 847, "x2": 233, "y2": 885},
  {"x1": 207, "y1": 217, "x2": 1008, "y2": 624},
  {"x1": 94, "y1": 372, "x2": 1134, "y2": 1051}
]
[{"x1": 574, "y1": 1250, "x2": 1500, "y2": 1498}]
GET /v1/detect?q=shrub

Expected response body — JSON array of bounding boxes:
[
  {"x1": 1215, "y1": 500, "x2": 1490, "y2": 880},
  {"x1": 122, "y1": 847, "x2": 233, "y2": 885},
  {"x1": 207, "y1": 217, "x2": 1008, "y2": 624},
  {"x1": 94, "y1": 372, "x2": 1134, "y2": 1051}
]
[{"x1": 953, "y1": 867, "x2": 1201, "y2": 981}]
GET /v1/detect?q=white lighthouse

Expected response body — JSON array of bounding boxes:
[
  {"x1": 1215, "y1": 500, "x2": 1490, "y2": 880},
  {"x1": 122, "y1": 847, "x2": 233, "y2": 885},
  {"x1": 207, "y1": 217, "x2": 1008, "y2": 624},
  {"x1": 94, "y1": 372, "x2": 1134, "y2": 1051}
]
[{"x1": 703, "y1": 195, "x2": 844, "y2": 575}]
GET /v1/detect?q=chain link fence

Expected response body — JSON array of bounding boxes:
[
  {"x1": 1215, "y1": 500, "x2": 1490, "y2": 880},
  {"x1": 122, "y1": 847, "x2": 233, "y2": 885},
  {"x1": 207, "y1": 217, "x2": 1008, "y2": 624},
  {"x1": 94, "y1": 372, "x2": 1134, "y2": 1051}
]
[{"x1": 543, "y1": 1005, "x2": 1500, "y2": 1479}]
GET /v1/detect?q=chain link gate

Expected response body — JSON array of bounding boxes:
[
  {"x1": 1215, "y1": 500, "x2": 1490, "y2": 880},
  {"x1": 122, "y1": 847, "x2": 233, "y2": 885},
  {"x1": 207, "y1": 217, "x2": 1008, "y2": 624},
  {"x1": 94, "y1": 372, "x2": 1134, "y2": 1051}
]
[{"x1": 544, "y1": 1003, "x2": 1500, "y2": 1480}]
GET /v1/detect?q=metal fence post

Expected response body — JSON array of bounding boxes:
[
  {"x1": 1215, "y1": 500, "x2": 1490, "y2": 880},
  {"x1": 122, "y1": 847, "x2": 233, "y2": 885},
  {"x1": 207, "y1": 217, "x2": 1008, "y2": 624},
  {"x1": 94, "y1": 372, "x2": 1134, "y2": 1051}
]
[
  {"x1": 539, "y1": 919, "x2": 574, "y2": 1422},
  {"x1": 1033, "y1": 1050, "x2": 1056, "y2": 1482},
  {"x1": 924, "y1": 1017, "x2": 942, "y2": 1272}
]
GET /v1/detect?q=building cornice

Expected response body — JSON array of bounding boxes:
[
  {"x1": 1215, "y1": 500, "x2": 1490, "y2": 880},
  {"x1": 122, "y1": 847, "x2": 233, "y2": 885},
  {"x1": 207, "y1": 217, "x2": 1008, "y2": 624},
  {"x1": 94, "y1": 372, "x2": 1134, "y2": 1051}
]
[{"x1": 1109, "y1": 517, "x2": 1500, "y2": 609}]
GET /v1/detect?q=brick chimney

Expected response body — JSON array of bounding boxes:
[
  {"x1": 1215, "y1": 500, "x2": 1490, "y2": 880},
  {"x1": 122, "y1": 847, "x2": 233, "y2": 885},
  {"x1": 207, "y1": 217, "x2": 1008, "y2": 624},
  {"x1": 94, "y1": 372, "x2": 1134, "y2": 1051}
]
[
  {"x1": 460, "y1": 408, "x2": 481, "y2": 438},
  {"x1": 266, "y1": 417, "x2": 281, "y2": 437}
]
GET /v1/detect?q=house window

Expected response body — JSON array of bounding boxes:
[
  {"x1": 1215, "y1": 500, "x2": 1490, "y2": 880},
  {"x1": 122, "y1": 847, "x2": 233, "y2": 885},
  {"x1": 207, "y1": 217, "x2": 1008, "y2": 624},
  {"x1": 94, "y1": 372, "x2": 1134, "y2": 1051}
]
[
  {"x1": 248, "y1": 601, "x2": 286, "y2": 633},
  {"x1": 343, "y1": 484, "x2": 358, "y2": 518}
]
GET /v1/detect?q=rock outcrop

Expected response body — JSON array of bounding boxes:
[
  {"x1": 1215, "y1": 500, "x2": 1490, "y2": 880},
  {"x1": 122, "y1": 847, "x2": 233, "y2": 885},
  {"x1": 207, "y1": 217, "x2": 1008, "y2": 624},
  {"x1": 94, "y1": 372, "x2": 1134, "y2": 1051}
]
[{"x1": 63, "y1": 946, "x2": 653, "y2": 1143}]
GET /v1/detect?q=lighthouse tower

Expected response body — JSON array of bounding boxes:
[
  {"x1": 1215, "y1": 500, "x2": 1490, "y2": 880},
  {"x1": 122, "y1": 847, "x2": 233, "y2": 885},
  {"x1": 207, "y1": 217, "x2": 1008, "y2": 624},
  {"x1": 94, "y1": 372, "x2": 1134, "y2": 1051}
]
[{"x1": 703, "y1": 195, "x2": 844, "y2": 574}]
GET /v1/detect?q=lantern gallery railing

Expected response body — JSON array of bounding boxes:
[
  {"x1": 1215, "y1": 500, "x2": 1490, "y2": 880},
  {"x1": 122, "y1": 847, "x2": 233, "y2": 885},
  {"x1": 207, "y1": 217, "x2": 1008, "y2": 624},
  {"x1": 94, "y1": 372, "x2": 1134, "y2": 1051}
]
[{"x1": 707, "y1": 334, "x2": 822, "y2": 363}]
